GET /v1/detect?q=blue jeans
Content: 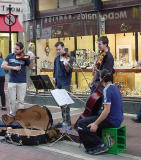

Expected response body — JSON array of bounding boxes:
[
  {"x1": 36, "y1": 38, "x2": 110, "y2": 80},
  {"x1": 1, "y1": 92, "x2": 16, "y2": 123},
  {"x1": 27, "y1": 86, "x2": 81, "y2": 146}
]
[
  {"x1": 56, "y1": 85, "x2": 71, "y2": 125},
  {"x1": 77, "y1": 116, "x2": 114, "y2": 150}
]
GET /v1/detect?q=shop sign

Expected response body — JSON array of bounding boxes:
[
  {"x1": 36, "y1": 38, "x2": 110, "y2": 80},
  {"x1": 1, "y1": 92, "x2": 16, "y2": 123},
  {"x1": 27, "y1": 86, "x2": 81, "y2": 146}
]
[
  {"x1": 43, "y1": 10, "x2": 128, "y2": 26},
  {"x1": 77, "y1": 11, "x2": 127, "y2": 21},
  {"x1": 40, "y1": 7, "x2": 141, "y2": 37},
  {"x1": 41, "y1": 27, "x2": 51, "y2": 39},
  {"x1": 0, "y1": 4, "x2": 23, "y2": 15}
]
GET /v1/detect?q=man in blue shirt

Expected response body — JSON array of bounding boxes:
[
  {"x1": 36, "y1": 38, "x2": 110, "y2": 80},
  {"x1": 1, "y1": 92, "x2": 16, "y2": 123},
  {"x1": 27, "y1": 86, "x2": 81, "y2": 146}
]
[
  {"x1": 53, "y1": 42, "x2": 73, "y2": 127},
  {"x1": 2, "y1": 42, "x2": 34, "y2": 116},
  {"x1": 77, "y1": 69, "x2": 123, "y2": 155}
]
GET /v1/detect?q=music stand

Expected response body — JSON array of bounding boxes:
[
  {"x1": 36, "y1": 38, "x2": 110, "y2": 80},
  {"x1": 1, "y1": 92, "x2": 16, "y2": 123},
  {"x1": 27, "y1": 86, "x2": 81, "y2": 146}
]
[
  {"x1": 49, "y1": 89, "x2": 75, "y2": 146},
  {"x1": 30, "y1": 75, "x2": 54, "y2": 93}
]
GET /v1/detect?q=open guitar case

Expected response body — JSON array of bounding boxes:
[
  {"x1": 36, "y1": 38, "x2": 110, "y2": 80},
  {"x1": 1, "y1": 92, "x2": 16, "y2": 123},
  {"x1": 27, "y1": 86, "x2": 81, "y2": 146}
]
[{"x1": 2, "y1": 105, "x2": 60, "y2": 145}]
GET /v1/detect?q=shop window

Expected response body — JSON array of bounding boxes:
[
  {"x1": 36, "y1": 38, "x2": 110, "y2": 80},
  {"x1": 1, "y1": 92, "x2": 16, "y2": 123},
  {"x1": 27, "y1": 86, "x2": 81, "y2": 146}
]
[
  {"x1": 115, "y1": 33, "x2": 136, "y2": 69},
  {"x1": 39, "y1": 0, "x2": 57, "y2": 10},
  {"x1": 117, "y1": 45, "x2": 132, "y2": 65},
  {"x1": 59, "y1": 0, "x2": 74, "y2": 8},
  {"x1": 77, "y1": 0, "x2": 92, "y2": 5}
]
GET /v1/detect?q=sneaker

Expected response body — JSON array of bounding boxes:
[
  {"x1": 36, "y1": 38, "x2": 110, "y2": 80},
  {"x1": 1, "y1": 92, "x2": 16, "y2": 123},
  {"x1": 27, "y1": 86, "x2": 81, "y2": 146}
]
[
  {"x1": 131, "y1": 117, "x2": 141, "y2": 123},
  {"x1": 54, "y1": 121, "x2": 71, "y2": 128},
  {"x1": 54, "y1": 122, "x2": 63, "y2": 128},
  {"x1": 62, "y1": 125, "x2": 72, "y2": 130},
  {"x1": 87, "y1": 144, "x2": 108, "y2": 155}
]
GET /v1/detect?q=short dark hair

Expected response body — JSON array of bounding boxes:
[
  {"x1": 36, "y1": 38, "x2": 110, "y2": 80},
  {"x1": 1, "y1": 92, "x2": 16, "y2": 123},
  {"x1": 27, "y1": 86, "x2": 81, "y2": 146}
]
[
  {"x1": 98, "y1": 36, "x2": 109, "y2": 47},
  {"x1": 101, "y1": 69, "x2": 113, "y2": 83},
  {"x1": 16, "y1": 42, "x2": 24, "y2": 50},
  {"x1": 55, "y1": 41, "x2": 64, "y2": 47}
]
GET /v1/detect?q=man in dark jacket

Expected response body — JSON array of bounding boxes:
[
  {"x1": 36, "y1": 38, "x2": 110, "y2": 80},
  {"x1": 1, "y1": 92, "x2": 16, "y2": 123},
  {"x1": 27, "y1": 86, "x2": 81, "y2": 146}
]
[{"x1": 53, "y1": 42, "x2": 73, "y2": 127}]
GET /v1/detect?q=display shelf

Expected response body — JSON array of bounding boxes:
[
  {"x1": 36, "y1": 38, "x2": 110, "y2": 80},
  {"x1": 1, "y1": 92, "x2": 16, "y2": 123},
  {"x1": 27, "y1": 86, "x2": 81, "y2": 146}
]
[{"x1": 40, "y1": 68, "x2": 141, "y2": 73}]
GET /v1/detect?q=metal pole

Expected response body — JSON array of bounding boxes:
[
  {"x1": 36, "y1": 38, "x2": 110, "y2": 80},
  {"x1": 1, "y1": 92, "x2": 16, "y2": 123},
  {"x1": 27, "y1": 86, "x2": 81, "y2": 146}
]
[
  {"x1": 8, "y1": 4, "x2": 12, "y2": 53},
  {"x1": 34, "y1": 20, "x2": 37, "y2": 75},
  {"x1": 97, "y1": 11, "x2": 100, "y2": 38}
]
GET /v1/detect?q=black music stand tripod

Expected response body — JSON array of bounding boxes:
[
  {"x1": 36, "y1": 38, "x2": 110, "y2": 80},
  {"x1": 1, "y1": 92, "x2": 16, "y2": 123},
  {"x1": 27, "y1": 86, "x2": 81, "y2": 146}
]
[
  {"x1": 49, "y1": 104, "x2": 75, "y2": 146},
  {"x1": 30, "y1": 75, "x2": 54, "y2": 93}
]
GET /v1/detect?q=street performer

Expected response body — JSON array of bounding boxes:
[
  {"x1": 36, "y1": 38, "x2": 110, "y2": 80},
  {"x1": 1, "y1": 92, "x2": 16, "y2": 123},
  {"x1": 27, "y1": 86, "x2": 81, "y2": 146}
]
[
  {"x1": 53, "y1": 41, "x2": 73, "y2": 128},
  {"x1": 88, "y1": 36, "x2": 114, "y2": 94},
  {"x1": 77, "y1": 69, "x2": 123, "y2": 155},
  {"x1": 1, "y1": 42, "x2": 34, "y2": 116}
]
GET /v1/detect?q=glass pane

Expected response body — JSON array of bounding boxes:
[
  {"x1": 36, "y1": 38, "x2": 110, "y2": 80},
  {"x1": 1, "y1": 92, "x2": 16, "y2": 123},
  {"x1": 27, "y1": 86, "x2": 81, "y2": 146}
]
[
  {"x1": 77, "y1": 0, "x2": 92, "y2": 5},
  {"x1": 59, "y1": 0, "x2": 74, "y2": 8},
  {"x1": 39, "y1": 0, "x2": 57, "y2": 10}
]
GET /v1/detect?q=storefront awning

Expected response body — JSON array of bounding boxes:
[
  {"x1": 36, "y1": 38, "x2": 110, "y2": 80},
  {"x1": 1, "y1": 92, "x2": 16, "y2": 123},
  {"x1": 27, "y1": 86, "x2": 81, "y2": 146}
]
[{"x1": 0, "y1": 16, "x2": 23, "y2": 32}]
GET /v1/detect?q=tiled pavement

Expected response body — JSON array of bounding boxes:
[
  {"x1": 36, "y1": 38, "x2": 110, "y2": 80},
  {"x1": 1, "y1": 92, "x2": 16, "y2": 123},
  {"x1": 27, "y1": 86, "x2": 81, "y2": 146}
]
[{"x1": 0, "y1": 81, "x2": 141, "y2": 159}]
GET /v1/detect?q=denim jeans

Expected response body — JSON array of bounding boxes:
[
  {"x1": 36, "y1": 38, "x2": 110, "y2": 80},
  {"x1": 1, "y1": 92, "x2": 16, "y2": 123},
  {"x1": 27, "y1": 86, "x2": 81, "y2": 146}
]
[
  {"x1": 56, "y1": 85, "x2": 71, "y2": 125},
  {"x1": 77, "y1": 116, "x2": 114, "y2": 150}
]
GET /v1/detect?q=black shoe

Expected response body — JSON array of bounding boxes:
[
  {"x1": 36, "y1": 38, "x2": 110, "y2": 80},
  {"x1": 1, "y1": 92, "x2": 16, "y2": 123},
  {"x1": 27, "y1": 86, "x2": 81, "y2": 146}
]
[
  {"x1": 1, "y1": 107, "x2": 7, "y2": 111},
  {"x1": 131, "y1": 117, "x2": 141, "y2": 123},
  {"x1": 86, "y1": 144, "x2": 108, "y2": 155},
  {"x1": 54, "y1": 122, "x2": 63, "y2": 128}
]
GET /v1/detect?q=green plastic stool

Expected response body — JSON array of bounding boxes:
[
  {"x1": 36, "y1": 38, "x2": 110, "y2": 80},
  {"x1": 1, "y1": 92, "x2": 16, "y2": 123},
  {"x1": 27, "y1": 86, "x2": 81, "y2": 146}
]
[{"x1": 102, "y1": 125, "x2": 126, "y2": 154}]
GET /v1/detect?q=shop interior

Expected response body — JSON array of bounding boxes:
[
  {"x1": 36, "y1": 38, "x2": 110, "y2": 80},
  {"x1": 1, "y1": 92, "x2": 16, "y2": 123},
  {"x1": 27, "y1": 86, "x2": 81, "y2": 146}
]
[{"x1": 34, "y1": 32, "x2": 141, "y2": 97}]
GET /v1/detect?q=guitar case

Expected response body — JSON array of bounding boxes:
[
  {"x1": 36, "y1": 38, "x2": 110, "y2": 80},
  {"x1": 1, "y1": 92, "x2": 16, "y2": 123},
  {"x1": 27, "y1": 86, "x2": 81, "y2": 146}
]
[{"x1": 2, "y1": 105, "x2": 60, "y2": 145}]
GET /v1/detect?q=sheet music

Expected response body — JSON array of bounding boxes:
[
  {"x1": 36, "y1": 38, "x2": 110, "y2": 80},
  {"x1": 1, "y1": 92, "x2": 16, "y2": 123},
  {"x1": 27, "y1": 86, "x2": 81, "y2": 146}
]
[{"x1": 51, "y1": 89, "x2": 74, "y2": 106}]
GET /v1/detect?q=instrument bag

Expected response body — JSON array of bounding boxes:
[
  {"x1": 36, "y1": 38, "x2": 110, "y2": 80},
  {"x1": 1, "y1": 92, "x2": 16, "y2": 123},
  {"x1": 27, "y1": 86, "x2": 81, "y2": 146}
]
[{"x1": 2, "y1": 105, "x2": 60, "y2": 145}]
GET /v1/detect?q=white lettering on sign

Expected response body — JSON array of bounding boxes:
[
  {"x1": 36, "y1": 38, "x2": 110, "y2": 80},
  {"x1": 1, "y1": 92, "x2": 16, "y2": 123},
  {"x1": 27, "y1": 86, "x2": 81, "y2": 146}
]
[
  {"x1": 0, "y1": 4, "x2": 23, "y2": 15},
  {"x1": 44, "y1": 10, "x2": 128, "y2": 25},
  {"x1": 80, "y1": 11, "x2": 127, "y2": 21}
]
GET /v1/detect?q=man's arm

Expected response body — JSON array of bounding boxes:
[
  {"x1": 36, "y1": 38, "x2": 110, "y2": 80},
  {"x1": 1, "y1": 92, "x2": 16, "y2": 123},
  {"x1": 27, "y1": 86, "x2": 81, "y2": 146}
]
[
  {"x1": 1, "y1": 61, "x2": 21, "y2": 71},
  {"x1": 87, "y1": 104, "x2": 111, "y2": 132}
]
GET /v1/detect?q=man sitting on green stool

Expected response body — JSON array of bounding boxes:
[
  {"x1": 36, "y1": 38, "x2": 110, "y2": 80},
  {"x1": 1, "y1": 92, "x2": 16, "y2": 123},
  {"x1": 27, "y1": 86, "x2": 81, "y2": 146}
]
[{"x1": 77, "y1": 69, "x2": 123, "y2": 155}]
